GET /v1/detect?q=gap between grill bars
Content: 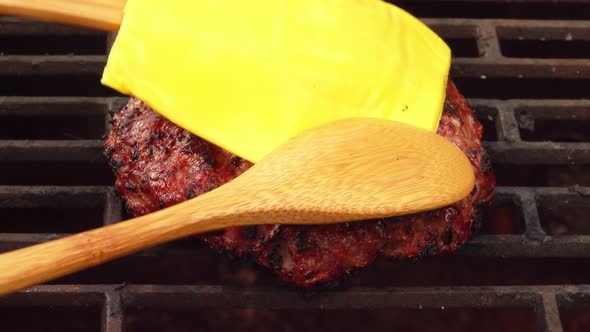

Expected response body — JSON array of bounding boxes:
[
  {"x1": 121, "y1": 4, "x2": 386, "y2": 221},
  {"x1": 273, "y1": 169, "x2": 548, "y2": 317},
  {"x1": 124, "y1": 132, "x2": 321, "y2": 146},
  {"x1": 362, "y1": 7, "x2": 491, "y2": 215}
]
[{"x1": 1, "y1": 9, "x2": 590, "y2": 332}]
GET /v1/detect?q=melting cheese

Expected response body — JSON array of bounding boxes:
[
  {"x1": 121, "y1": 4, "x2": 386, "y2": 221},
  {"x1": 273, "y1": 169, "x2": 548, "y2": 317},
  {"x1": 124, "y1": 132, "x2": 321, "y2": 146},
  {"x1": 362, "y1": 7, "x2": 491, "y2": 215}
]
[{"x1": 101, "y1": 0, "x2": 451, "y2": 162}]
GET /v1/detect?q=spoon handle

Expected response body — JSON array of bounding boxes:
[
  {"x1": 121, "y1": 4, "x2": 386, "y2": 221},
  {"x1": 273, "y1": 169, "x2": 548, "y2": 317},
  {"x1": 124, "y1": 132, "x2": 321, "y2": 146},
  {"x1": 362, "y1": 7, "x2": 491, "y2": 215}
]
[
  {"x1": 0, "y1": 0, "x2": 124, "y2": 31},
  {"x1": 0, "y1": 188, "x2": 244, "y2": 296}
]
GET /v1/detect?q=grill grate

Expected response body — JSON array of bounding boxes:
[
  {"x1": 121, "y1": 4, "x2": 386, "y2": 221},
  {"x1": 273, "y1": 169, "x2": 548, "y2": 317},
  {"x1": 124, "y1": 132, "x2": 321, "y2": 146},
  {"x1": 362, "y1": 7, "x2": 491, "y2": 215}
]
[{"x1": 1, "y1": 3, "x2": 590, "y2": 331}]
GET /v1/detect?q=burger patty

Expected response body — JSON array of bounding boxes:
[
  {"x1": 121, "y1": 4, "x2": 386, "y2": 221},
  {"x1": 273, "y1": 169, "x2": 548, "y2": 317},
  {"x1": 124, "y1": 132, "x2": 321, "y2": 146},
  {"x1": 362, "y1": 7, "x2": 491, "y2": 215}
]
[{"x1": 104, "y1": 80, "x2": 495, "y2": 287}]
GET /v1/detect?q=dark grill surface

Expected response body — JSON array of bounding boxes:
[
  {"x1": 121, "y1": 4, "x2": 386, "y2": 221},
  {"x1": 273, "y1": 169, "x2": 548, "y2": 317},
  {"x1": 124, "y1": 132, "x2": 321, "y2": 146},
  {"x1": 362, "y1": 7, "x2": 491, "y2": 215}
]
[{"x1": 1, "y1": 2, "x2": 590, "y2": 331}]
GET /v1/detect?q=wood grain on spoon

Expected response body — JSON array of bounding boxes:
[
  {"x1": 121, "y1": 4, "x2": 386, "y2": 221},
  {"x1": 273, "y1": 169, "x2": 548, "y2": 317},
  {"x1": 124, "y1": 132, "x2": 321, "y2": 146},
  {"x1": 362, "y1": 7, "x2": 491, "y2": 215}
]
[
  {"x1": 0, "y1": 0, "x2": 124, "y2": 31},
  {"x1": 0, "y1": 119, "x2": 475, "y2": 295}
]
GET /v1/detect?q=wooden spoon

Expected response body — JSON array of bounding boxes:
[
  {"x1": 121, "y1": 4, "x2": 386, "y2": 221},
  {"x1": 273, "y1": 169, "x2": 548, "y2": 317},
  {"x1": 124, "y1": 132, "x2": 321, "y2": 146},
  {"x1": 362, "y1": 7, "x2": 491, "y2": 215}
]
[
  {"x1": 0, "y1": 0, "x2": 124, "y2": 31},
  {"x1": 0, "y1": 119, "x2": 475, "y2": 295}
]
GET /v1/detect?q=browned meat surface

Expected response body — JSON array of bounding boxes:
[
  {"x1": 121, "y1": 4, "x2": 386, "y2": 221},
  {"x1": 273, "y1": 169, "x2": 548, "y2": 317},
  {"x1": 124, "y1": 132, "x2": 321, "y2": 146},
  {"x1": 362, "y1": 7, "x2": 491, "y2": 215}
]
[{"x1": 104, "y1": 80, "x2": 495, "y2": 287}]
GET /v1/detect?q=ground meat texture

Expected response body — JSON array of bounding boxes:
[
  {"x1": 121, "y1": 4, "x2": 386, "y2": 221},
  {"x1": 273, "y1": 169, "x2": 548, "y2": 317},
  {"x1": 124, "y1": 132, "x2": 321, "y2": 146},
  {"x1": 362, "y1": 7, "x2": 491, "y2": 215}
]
[{"x1": 104, "y1": 80, "x2": 496, "y2": 287}]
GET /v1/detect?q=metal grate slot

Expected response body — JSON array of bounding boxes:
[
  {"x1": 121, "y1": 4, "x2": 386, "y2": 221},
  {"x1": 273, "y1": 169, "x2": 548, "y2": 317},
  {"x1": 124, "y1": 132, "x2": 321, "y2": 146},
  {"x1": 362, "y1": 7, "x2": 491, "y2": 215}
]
[
  {"x1": 474, "y1": 106, "x2": 499, "y2": 141},
  {"x1": 391, "y1": 1, "x2": 590, "y2": 20},
  {"x1": 344, "y1": 257, "x2": 590, "y2": 287},
  {"x1": 0, "y1": 306, "x2": 101, "y2": 332},
  {"x1": 493, "y1": 164, "x2": 590, "y2": 187},
  {"x1": 538, "y1": 195, "x2": 590, "y2": 236},
  {"x1": 0, "y1": 207, "x2": 103, "y2": 233},
  {"x1": 0, "y1": 98, "x2": 108, "y2": 139},
  {"x1": 498, "y1": 26, "x2": 590, "y2": 59},
  {"x1": 453, "y1": 78, "x2": 590, "y2": 99},
  {"x1": 430, "y1": 24, "x2": 480, "y2": 57},
  {"x1": 123, "y1": 307, "x2": 538, "y2": 332},
  {"x1": 516, "y1": 107, "x2": 590, "y2": 143},
  {"x1": 0, "y1": 161, "x2": 114, "y2": 185},
  {"x1": 0, "y1": 186, "x2": 105, "y2": 233},
  {"x1": 0, "y1": 34, "x2": 107, "y2": 55},
  {"x1": 559, "y1": 307, "x2": 590, "y2": 332},
  {"x1": 0, "y1": 115, "x2": 106, "y2": 140},
  {"x1": 446, "y1": 37, "x2": 480, "y2": 57},
  {"x1": 480, "y1": 193, "x2": 524, "y2": 235},
  {"x1": 31, "y1": 254, "x2": 590, "y2": 287},
  {"x1": 0, "y1": 17, "x2": 107, "y2": 56},
  {"x1": 0, "y1": 75, "x2": 118, "y2": 97},
  {"x1": 501, "y1": 39, "x2": 590, "y2": 59},
  {"x1": 519, "y1": 118, "x2": 590, "y2": 142},
  {"x1": 558, "y1": 293, "x2": 590, "y2": 332},
  {"x1": 46, "y1": 249, "x2": 281, "y2": 287}
]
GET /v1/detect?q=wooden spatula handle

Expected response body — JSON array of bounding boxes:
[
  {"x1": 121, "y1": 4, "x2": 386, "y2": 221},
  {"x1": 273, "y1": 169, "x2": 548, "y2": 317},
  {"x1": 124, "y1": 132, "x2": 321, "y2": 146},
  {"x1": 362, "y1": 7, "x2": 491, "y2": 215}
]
[
  {"x1": 0, "y1": 0, "x2": 125, "y2": 31},
  {"x1": 0, "y1": 188, "x2": 246, "y2": 296}
]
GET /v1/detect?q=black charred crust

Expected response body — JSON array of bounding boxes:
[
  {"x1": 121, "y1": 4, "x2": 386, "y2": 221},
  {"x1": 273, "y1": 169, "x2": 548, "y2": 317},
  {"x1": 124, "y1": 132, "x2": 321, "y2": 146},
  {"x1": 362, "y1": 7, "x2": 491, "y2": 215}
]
[
  {"x1": 242, "y1": 226, "x2": 258, "y2": 239},
  {"x1": 202, "y1": 153, "x2": 216, "y2": 167},
  {"x1": 124, "y1": 183, "x2": 137, "y2": 191},
  {"x1": 110, "y1": 159, "x2": 124, "y2": 171},
  {"x1": 295, "y1": 232, "x2": 308, "y2": 251},
  {"x1": 119, "y1": 118, "x2": 129, "y2": 129},
  {"x1": 480, "y1": 149, "x2": 493, "y2": 174},
  {"x1": 131, "y1": 151, "x2": 140, "y2": 162},
  {"x1": 206, "y1": 229, "x2": 225, "y2": 236},
  {"x1": 185, "y1": 184, "x2": 197, "y2": 199},
  {"x1": 146, "y1": 132, "x2": 163, "y2": 145},
  {"x1": 267, "y1": 245, "x2": 283, "y2": 270},
  {"x1": 444, "y1": 228, "x2": 454, "y2": 245},
  {"x1": 470, "y1": 185, "x2": 478, "y2": 196},
  {"x1": 159, "y1": 200, "x2": 166, "y2": 208},
  {"x1": 230, "y1": 156, "x2": 241, "y2": 167},
  {"x1": 471, "y1": 203, "x2": 484, "y2": 233},
  {"x1": 122, "y1": 201, "x2": 132, "y2": 215},
  {"x1": 427, "y1": 228, "x2": 439, "y2": 240},
  {"x1": 403, "y1": 219, "x2": 412, "y2": 233},
  {"x1": 427, "y1": 209, "x2": 440, "y2": 218},
  {"x1": 104, "y1": 146, "x2": 115, "y2": 160},
  {"x1": 207, "y1": 176, "x2": 219, "y2": 189}
]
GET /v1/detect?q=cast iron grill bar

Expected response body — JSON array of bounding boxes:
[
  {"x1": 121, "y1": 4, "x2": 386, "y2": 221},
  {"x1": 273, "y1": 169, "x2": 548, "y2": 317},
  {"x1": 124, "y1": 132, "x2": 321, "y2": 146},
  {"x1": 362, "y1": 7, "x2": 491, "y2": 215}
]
[
  {"x1": 539, "y1": 292, "x2": 565, "y2": 332},
  {"x1": 102, "y1": 290, "x2": 123, "y2": 332},
  {"x1": 520, "y1": 191, "x2": 545, "y2": 241},
  {"x1": 0, "y1": 284, "x2": 106, "y2": 306},
  {"x1": 0, "y1": 12, "x2": 589, "y2": 332},
  {"x1": 103, "y1": 189, "x2": 123, "y2": 226},
  {"x1": 495, "y1": 104, "x2": 522, "y2": 142},
  {"x1": 2, "y1": 284, "x2": 583, "y2": 310}
]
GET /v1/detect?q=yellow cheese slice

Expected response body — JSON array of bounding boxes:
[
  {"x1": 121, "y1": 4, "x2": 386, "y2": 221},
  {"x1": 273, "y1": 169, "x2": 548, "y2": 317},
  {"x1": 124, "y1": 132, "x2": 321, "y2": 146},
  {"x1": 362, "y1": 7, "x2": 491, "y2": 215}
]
[{"x1": 101, "y1": 0, "x2": 451, "y2": 162}]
